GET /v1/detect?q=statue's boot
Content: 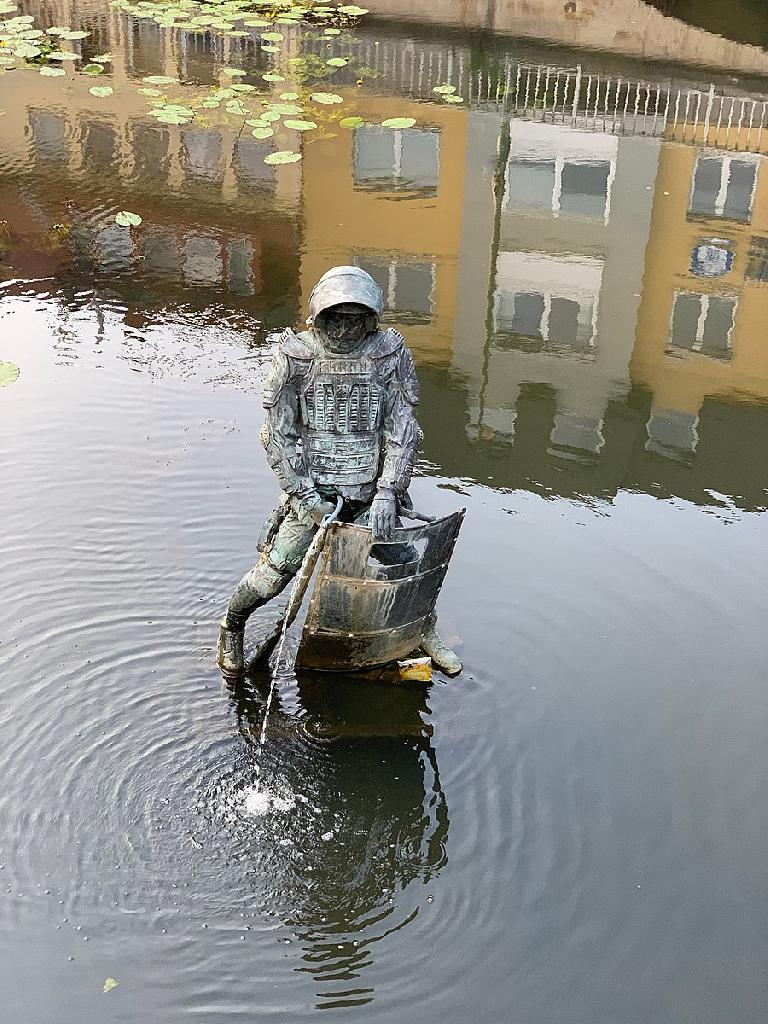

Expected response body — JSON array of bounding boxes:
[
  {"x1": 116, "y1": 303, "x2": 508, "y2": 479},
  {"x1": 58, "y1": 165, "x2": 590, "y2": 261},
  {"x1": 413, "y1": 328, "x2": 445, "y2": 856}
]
[
  {"x1": 421, "y1": 619, "x2": 462, "y2": 676},
  {"x1": 217, "y1": 559, "x2": 295, "y2": 677},
  {"x1": 218, "y1": 619, "x2": 245, "y2": 677}
]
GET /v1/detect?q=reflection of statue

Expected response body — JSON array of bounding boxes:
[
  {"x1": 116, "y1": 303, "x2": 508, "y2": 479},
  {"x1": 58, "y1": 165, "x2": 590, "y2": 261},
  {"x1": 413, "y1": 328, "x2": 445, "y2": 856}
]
[
  {"x1": 218, "y1": 266, "x2": 461, "y2": 676},
  {"x1": 226, "y1": 670, "x2": 449, "y2": 1010}
]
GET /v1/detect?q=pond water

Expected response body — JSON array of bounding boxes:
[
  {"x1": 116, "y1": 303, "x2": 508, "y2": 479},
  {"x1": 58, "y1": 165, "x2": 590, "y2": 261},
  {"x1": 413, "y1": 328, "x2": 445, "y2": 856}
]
[{"x1": 1, "y1": 2, "x2": 768, "y2": 1022}]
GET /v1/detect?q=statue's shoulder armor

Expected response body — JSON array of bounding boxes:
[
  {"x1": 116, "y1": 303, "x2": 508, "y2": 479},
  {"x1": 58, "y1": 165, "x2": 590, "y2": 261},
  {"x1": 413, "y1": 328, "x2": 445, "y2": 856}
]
[
  {"x1": 365, "y1": 327, "x2": 405, "y2": 360},
  {"x1": 263, "y1": 329, "x2": 318, "y2": 408}
]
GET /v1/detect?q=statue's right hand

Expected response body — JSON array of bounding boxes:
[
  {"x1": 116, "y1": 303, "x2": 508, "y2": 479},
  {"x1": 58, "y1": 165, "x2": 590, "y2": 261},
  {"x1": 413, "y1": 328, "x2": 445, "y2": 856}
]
[{"x1": 297, "y1": 491, "x2": 335, "y2": 527}]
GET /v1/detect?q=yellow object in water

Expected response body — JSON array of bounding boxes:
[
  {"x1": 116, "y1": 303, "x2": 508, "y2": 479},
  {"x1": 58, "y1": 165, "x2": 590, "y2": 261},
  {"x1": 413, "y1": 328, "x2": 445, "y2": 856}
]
[{"x1": 397, "y1": 656, "x2": 432, "y2": 682}]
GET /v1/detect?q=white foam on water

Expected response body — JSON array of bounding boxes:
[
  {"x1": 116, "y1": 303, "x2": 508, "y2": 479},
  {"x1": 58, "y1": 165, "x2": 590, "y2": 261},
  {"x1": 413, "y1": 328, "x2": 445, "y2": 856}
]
[{"x1": 242, "y1": 786, "x2": 296, "y2": 817}]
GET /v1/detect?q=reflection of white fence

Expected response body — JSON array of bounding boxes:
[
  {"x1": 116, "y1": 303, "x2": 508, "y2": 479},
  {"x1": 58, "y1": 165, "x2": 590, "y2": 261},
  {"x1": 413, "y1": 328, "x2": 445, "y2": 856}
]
[{"x1": 313, "y1": 33, "x2": 768, "y2": 154}]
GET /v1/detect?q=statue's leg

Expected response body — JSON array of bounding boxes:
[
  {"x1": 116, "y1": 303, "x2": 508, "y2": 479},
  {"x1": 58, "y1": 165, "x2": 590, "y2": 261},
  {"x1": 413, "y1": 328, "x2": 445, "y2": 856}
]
[
  {"x1": 420, "y1": 612, "x2": 462, "y2": 676},
  {"x1": 218, "y1": 508, "x2": 315, "y2": 675}
]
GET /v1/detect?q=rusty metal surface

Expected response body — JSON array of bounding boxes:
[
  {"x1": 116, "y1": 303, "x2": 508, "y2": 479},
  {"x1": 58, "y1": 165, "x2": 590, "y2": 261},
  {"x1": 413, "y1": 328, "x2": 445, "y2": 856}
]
[{"x1": 297, "y1": 509, "x2": 465, "y2": 671}]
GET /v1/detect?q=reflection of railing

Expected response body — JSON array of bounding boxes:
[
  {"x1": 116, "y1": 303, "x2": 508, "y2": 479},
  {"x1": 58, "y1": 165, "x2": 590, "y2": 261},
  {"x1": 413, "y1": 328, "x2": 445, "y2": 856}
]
[{"x1": 311, "y1": 31, "x2": 768, "y2": 154}]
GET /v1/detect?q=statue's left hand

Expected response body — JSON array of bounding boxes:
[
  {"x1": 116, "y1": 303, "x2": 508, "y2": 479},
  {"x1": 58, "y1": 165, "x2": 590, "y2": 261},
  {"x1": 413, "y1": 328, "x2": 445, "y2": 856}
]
[{"x1": 369, "y1": 488, "x2": 398, "y2": 541}]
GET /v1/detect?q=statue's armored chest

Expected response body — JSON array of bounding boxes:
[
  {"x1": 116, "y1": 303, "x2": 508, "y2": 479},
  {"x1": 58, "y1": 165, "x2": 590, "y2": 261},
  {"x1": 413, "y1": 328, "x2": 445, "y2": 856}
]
[
  {"x1": 298, "y1": 357, "x2": 384, "y2": 486},
  {"x1": 299, "y1": 357, "x2": 383, "y2": 433}
]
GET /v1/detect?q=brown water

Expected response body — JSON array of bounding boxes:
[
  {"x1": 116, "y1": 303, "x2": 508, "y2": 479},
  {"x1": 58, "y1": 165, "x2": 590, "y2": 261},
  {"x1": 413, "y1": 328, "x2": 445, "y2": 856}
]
[{"x1": 1, "y1": 3, "x2": 768, "y2": 1022}]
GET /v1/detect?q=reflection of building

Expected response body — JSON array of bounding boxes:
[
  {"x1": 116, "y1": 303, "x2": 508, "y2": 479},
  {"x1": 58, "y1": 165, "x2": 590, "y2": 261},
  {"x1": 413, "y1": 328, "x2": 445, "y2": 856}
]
[
  {"x1": 454, "y1": 116, "x2": 659, "y2": 458},
  {"x1": 632, "y1": 142, "x2": 768, "y2": 460},
  {"x1": 299, "y1": 95, "x2": 467, "y2": 364}
]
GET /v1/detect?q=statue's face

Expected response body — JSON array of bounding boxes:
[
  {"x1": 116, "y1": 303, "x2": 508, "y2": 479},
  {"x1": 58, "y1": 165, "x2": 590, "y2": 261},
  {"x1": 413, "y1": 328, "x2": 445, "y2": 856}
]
[{"x1": 321, "y1": 303, "x2": 371, "y2": 352}]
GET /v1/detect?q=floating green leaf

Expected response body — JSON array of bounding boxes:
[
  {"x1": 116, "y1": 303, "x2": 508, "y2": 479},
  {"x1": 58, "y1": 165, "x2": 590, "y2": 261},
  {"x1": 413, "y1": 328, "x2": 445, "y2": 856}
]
[
  {"x1": 102, "y1": 978, "x2": 119, "y2": 994},
  {"x1": 243, "y1": 19, "x2": 269, "y2": 27},
  {"x1": 115, "y1": 210, "x2": 142, "y2": 227},
  {"x1": 326, "y1": 57, "x2": 347, "y2": 67},
  {"x1": 230, "y1": 83, "x2": 256, "y2": 93},
  {"x1": 250, "y1": 126, "x2": 273, "y2": 139},
  {"x1": 432, "y1": 84, "x2": 456, "y2": 94},
  {"x1": 82, "y1": 63, "x2": 105, "y2": 75},
  {"x1": 40, "y1": 66, "x2": 66, "y2": 76},
  {"x1": 261, "y1": 44, "x2": 280, "y2": 53},
  {"x1": 89, "y1": 85, "x2": 113, "y2": 97},
  {"x1": 142, "y1": 75, "x2": 177, "y2": 85},
  {"x1": 138, "y1": 87, "x2": 162, "y2": 96},
  {"x1": 13, "y1": 42, "x2": 40, "y2": 58},
  {"x1": 339, "y1": 115, "x2": 364, "y2": 128},
  {"x1": 338, "y1": 4, "x2": 368, "y2": 14},
  {"x1": 443, "y1": 95, "x2": 464, "y2": 103},
  {"x1": 264, "y1": 150, "x2": 301, "y2": 165},
  {"x1": 323, "y1": 27, "x2": 340, "y2": 35},
  {"x1": 310, "y1": 92, "x2": 342, "y2": 104},
  {"x1": 261, "y1": 31, "x2": 283, "y2": 41},
  {"x1": 60, "y1": 29, "x2": 89, "y2": 39},
  {"x1": 381, "y1": 117, "x2": 416, "y2": 128},
  {"x1": 45, "y1": 26, "x2": 69, "y2": 35},
  {"x1": 0, "y1": 361, "x2": 19, "y2": 389},
  {"x1": 92, "y1": 53, "x2": 113, "y2": 62},
  {"x1": 262, "y1": 73, "x2": 285, "y2": 82},
  {"x1": 47, "y1": 51, "x2": 80, "y2": 60},
  {"x1": 221, "y1": 67, "x2": 246, "y2": 77},
  {"x1": 279, "y1": 91, "x2": 299, "y2": 101},
  {"x1": 283, "y1": 119, "x2": 316, "y2": 131}
]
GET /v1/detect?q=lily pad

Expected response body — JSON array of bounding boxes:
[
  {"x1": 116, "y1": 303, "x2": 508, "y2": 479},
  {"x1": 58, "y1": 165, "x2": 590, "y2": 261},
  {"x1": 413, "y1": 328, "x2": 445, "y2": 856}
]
[
  {"x1": 381, "y1": 117, "x2": 416, "y2": 128},
  {"x1": 339, "y1": 115, "x2": 364, "y2": 128},
  {"x1": 60, "y1": 29, "x2": 89, "y2": 39},
  {"x1": 142, "y1": 75, "x2": 177, "y2": 85},
  {"x1": 0, "y1": 361, "x2": 20, "y2": 388},
  {"x1": 92, "y1": 53, "x2": 113, "y2": 62},
  {"x1": 283, "y1": 119, "x2": 316, "y2": 131},
  {"x1": 338, "y1": 4, "x2": 368, "y2": 14},
  {"x1": 221, "y1": 67, "x2": 246, "y2": 77},
  {"x1": 310, "y1": 92, "x2": 342, "y2": 104},
  {"x1": 45, "y1": 26, "x2": 70, "y2": 35},
  {"x1": 82, "y1": 63, "x2": 105, "y2": 75},
  {"x1": 443, "y1": 95, "x2": 464, "y2": 104},
  {"x1": 261, "y1": 31, "x2": 283, "y2": 41},
  {"x1": 250, "y1": 126, "x2": 273, "y2": 139},
  {"x1": 262, "y1": 73, "x2": 285, "y2": 82},
  {"x1": 40, "y1": 66, "x2": 66, "y2": 76},
  {"x1": 261, "y1": 45, "x2": 280, "y2": 53},
  {"x1": 102, "y1": 978, "x2": 119, "y2": 994},
  {"x1": 89, "y1": 85, "x2": 113, "y2": 97},
  {"x1": 432, "y1": 84, "x2": 456, "y2": 94},
  {"x1": 279, "y1": 91, "x2": 299, "y2": 101},
  {"x1": 323, "y1": 27, "x2": 340, "y2": 35},
  {"x1": 13, "y1": 42, "x2": 41, "y2": 58},
  {"x1": 138, "y1": 87, "x2": 162, "y2": 96},
  {"x1": 264, "y1": 150, "x2": 301, "y2": 164},
  {"x1": 115, "y1": 210, "x2": 142, "y2": 227},
  {"x1": 326, "y1": 57, "x2": 347, "y2": 67},
  {"x1": 47, "y1": 51, "x2": 80, "y2": 60}
]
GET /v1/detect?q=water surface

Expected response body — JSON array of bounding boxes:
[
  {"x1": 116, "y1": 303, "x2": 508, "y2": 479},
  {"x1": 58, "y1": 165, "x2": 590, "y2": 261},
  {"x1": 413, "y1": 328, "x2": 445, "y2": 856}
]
[{"x1": 1, "y1": 3, "x2": 768, "y2": 1022}]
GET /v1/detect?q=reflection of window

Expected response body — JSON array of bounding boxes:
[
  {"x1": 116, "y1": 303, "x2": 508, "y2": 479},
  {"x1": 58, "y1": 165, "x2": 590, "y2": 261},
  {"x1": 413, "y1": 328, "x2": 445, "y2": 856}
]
[
  {"x1": 227, "y1": 239, "x2": 255, "y2": 296},
  {"x1": 182, "y1": 233, "x2": 223, "y2": 287},
  {"x1": 354, "y1": 255, "x2": 434, "y2": 321},
  {"x1": 30, "y1": 111, "x2": 68, "y2": 162},
  {"x1": 130, "y1": 19, "x2": 164, "y2": 78},
  {"x1": 504, "y1": 122, "x2": 616, "y2": 221},
  {"x1": 495, "y1": 290, "x2": 595, "y2": 350},
  {"x1": 84, "y1": 121, "x2": 115, "y2": 172},
  {"x1": 235, "y1": 135, "x2": 275, "y2": 189},
  {"x1": 492, "y1": 250, "x2": 602, "y2": 356},
  {"x1": 132, "y1": 123, "x2": 169, "y2": 183},
  {"x1": 689, "y1": 155, "x2": 758, "y2": 223},
  {"x1": 746, "y1": 236, "x2": 768, "y2": 283},
  {"x1": 353, "y1": 127, "x2": 439, "y2": 193},
  {"x1": 669, "y1": 291, "x2": 736, "y2": 360},
  {"x1": 182, "y1": 129, "x2": 222, "y2": 181},
  {"x1": 139, "y1": 227, "x2": 179, "y2": 280},
  {"x1": 645, "y1": 409, "x2": 698, "y2": 462}
]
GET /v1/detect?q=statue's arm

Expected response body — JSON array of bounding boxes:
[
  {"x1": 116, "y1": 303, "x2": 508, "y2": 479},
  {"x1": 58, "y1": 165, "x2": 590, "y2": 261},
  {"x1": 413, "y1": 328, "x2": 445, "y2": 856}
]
[
  {"x1": 260, "y1": 349, "x2": 312, "y2": 497},
  {"x1": 379, "y1": 344, "x2": 423, "y2": 497}
]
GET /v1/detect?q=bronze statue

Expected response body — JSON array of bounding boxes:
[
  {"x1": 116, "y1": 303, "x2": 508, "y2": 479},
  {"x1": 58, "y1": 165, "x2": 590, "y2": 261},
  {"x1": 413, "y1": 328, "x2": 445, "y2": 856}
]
[{"x1": 218, "y1": 266, "x2": 461, "y2": 677}]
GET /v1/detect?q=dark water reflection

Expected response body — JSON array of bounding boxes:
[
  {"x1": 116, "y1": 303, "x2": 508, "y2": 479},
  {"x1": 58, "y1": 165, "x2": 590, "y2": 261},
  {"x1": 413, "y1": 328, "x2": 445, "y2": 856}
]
[{"x1": 1, "y1": 2, "x2": 768, "y2": 1022}]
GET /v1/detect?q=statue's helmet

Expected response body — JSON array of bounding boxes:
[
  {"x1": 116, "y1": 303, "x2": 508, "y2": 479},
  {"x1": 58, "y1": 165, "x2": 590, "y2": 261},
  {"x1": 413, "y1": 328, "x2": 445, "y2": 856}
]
[{"x1": 309, "y1": 266, "x2": 384, "y2": 322}]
